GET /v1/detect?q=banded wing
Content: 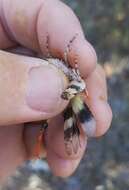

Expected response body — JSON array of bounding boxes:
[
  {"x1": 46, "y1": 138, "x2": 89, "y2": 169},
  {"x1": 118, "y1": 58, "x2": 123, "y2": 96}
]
[
  {"x1": 63, "y1": 106, "x2": 80, "y2": 155},
  {"x1": 71, "y1": 95, "x2": 96, "y2": 137}
]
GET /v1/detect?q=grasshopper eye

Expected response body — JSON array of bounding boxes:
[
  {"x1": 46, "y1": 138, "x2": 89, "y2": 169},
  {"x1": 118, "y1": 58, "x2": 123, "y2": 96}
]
[{"x1": 61, "y1": 80, "x2": 86, "y2": 101}]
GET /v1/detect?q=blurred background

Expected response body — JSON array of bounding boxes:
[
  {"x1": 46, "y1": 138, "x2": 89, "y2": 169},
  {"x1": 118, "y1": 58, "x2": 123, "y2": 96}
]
[{"x1": 2, "y1": 0, "x2": 129, "y2": 190}]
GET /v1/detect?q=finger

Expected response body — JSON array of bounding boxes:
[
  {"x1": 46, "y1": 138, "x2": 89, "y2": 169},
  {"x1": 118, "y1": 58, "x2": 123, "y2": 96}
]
[
  {"x1": 1, "y1": 0, "x2": 97, "y2": 77},
  {"x1": 85, "y1": 64, "x2": 112, "y2": 137},
  {"x1": 37, "y1": 0, "x2": 97, "y2": 77},
  {"x1": 0, "y1": 124, "x2": 27, "y2": 182},
  {"x1": 0, "y1": 50, "x2": 68, "y2": 125},
  {"x1": 0, "y1": 19, "x2": 15, "y2": 49},
  {"x1": 45, "y1": 115, "x2": 87, "y2": 177},
  {"x1": 47, "y1": 148, "x2": 82, "y2": 178}
]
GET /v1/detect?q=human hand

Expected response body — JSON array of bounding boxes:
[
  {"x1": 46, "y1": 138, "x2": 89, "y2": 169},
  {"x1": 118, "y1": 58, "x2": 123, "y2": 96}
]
[{"x1": 0, "y1": 0, "x2": 112, "y2": 182}]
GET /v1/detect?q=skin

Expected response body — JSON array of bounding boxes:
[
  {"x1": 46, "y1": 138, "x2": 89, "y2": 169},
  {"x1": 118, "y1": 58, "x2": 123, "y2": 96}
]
[{"x1": 0, "y1": 0, "x2": 112, "y2": 182}]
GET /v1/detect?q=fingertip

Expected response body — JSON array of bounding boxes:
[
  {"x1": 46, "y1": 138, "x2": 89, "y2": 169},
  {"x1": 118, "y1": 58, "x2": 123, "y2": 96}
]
[
  {"x1": 0, "y1": 51, "x2": 69, "y2": 125},
  {"x1": 26, "y1": 64, "x2": 68, "y2": 114},
  {"x1": 84, "y1": 63, "x2": 112, "y2": 138},
  {"x1": 37, "y1": 0, "x2": 97, "y2": 78},
  {"x1": 88, "y1": 99, "x2": 112, "y2": 138},
  {"x1": 47, "y1": 148, "x2": 81, "y2": 178},
  {"x1": 78, "y1": 40, "x2": 97, "y2": 77},
  {"x1": 95, "y1": 102, "x2": 113, "y2": 137},
  {"x1": 68, "y1": 38, "x2": 97, "y2": 77}
]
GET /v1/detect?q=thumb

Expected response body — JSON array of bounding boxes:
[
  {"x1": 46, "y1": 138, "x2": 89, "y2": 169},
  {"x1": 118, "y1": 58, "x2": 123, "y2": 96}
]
[{"x1": 0, "y1": 50, "x2": 68, "y2": 125}]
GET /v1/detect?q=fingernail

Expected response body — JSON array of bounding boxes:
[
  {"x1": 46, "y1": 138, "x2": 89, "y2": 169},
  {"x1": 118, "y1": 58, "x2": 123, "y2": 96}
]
[
  {"x1": 26, "y1": 65, "x2": 66, "y2": 113},
  {"x1": 81, "y1": 117, "x2": 96, "y2": 137}
]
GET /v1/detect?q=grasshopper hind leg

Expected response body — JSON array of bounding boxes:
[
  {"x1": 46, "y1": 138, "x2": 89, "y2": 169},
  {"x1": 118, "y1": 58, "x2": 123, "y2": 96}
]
[{"x1": 33, "y1": 120, "x2": 48, "y2": 159}]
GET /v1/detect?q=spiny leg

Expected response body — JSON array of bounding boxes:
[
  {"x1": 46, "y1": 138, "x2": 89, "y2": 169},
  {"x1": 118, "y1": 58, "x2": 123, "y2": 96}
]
[
  {"x1": 64, "y1": 33, "x2": 78, "y2": 67},
  {"x1": 33, "y1": 120, "x2": 48, "y2": 159},
  {"x1": 45, "y1": 33, "x2": 52, "y2": 58}
]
